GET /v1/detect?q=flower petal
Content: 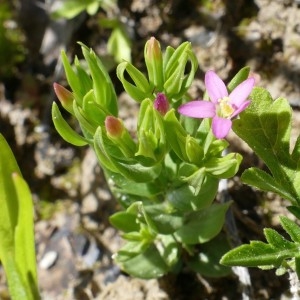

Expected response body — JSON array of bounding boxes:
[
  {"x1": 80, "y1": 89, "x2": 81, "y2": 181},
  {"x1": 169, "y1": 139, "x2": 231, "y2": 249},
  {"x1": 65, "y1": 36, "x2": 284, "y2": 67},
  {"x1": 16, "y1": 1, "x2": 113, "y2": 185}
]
[
  {"x1": 229, "y1": 77, "x2": 255, "y2": 107},
  {"x1": 178, "y1": 101, "x2": 216, "y2": 118},
  {"x1": 212, "y1": 116, "x2": 232, "y2": 139},
  {"x1": 231, "y1": 100, "x2": 251, "y2": 118},
  {"x1": 205, "y1": 70, "x2": 228, "y2": 103}
]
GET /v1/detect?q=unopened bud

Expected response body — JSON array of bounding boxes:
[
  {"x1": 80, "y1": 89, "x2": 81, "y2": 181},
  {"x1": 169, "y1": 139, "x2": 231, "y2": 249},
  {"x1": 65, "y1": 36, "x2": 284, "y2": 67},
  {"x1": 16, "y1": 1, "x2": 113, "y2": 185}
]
[
  {"x1": 105, "y1": 116, "x2": 136, "y2": 157},
  {"x1": 145, "y1": 37, "x2": 162, "y2": 61},
  {"x1": 53, "y1": 83, "x2": 74, "y2": 114},
  {"x1": 105, "y1": 116, "x2": 124, "y2": 138},
  {"x1": 154, "y1": 93, "x2": 169, "y2": 115},
  {"x1": 144, "y1": 37, "x2": 163, "y2": 90}
]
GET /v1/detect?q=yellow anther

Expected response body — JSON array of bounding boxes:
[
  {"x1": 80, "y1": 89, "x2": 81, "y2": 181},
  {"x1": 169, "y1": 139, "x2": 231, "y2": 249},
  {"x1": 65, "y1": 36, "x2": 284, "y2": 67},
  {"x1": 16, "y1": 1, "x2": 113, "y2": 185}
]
[{"x1": 218, "y1": 97, "x2": 234, "y2": 118}]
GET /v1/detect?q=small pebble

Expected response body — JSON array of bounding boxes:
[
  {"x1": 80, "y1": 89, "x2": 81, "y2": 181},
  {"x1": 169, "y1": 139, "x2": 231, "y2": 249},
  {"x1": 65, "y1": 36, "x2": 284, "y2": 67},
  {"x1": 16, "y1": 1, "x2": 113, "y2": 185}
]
[{"x1": 39, "y1": 251, "x2": 58, "y2": 269}]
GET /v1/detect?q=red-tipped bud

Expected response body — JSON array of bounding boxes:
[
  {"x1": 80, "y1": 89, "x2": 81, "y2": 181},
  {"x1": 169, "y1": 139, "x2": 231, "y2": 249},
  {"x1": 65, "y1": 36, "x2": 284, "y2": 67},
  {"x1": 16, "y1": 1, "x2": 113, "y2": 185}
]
[
  {"x1": 154, "y1": 93, "x2": 169, "y2": 115},
  {"x1": 105, "y1": 116, "x2": 124, "y2": 138},
  {"x1": 53, "y1": 83, "x2": 74, "y2": 114},
  {"x1": 105, "y1": 116, "x2": 136, "y2": 157}
]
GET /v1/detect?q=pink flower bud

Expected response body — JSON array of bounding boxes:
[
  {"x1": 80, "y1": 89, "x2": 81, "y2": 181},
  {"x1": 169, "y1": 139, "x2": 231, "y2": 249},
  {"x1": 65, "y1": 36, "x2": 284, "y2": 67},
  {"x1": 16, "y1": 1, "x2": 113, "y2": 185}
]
[
  {"x1": 154, "y1": 93, "x2": 169, "y2": 115},
  {"x1": 105, "y1": 116, "x2": 124, "y2": 138},
  {"x1": 53, "y1": 83, "x2": 74, "y2": 114}
]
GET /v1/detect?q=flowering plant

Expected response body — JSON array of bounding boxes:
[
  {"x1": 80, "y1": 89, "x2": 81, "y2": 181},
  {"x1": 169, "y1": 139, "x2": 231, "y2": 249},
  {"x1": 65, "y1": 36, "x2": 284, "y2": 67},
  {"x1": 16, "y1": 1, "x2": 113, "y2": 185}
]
[
  {"x1": 52, "y1": 36, "x2": 300, "y2": 291},
  {"x1": 52, "y1": 38, "x2": 246, "y2": 278}
]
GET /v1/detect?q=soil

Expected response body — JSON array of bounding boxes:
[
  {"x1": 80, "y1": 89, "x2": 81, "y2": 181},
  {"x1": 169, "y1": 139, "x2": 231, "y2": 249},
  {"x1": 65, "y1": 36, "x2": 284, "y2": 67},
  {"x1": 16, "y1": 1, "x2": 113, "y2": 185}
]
[{"x1": 1, "y1": 0, "x2": 300, "y2": 299}]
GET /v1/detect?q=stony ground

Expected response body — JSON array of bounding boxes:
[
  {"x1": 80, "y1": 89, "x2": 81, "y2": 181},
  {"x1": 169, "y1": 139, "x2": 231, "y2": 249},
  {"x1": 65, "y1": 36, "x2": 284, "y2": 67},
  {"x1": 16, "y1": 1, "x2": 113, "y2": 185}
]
[{"x1": 1, "y1": 0, "x2": 300, "y2": 299}]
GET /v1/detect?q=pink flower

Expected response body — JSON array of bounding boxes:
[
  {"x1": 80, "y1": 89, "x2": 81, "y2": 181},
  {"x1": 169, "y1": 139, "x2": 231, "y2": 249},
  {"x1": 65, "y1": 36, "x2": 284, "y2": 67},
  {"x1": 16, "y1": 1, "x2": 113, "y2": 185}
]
[{"x1": 178, "y1": 70, "x2": 255, "y2": 139}]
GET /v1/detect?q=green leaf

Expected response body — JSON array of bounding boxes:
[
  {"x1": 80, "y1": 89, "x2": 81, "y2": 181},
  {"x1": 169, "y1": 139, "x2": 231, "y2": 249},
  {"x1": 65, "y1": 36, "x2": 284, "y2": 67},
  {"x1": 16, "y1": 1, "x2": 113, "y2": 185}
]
[
  {"x1": 12, "y1": 173, "x2": 39, "y2": 299},
  {"x1": 163, "y1": 42, "x2": 198, "y2": 97},
  {"x1": 145, "y1": 204, "x2": 184, "y2": 234},
  {"x1": 227, "y1": 66, "x2": 250, "y2": 92},
  {"x1": 117, "y1": 61, "x2": 152, "y2": 102},
  {"x1": 221, "y1": 221, "x2": 300, "y2": 270},
  {"x1": 73, "y1": 102, "x2": 98, "y2": 136},
  {"x1": 204, "y1": 153, "x2": 242, "y2": 178},
  {"x1": 60, "y1": 51, "x2": 83, "y2": 102},
  {"x1": 287, "y1": 206, "x2": 300, "y2": 220},
  {"x1": 82, "y1": 90, "x2": 108, "y2": 126},
  {"x1": 52, "y1": 102, "x2": 89, "y2": 146},
  {"x1": 164, "y1": 42, "x2": 190, "y2": 78},
  {"x1": 0, "y1": 134, "x2": 39, "y2": 299},
  {"x1": 2, "y1": 253, "x2": 29, "y2": 300},
  {"x1": 86, "y1": 1, "x2": 101, "y2": 15},
  {"x1": 115, "y1": 241, "x2": 150, "y2": 262},
  {"x1": 280, "y1": 216, "x2": 300, "y2": 243},
  {"x1": 116, "y1": 244, "x2": 169, "y2": 279},
  {"x1": 109, "y1": 211, "x2": 140, "y2": 233},
  {"x1": 164, "y1": 109, "x2": 189, "y2": 161},
  {"x1": 221, "y1": 241, "x2": 280, "y2": 267},
  {"x1": 108, "y1": 26, "x2": 131, "y2": 63},
  {"x1": 51, "y1": 0, "x2": 95, "y2": 19},
  {"x1": 163, "y1": 44, "x2": 198, "y2": 99},
  {"x1": 264, "y1": 228, "x2": 294, "y2": 249},
  {"x1": 94, "y1": 127, "x2": 162, "y2": 182},
  {"x1": 111, "y1": 176, "x2": 162, "y2": 198},
  {"x1": 175, "y1": 202, "x2": 231, "y2": 244},
  {"x1": 241, "y1": 168, "x2": 296, "y2": 202},
  {"x1": 188, "y1": 234, "x2": 231, "y2": 277},
  {"x1": 157, "y1": 234, "x2": 181, "y2": 268},
  {"x1": 233, "y1": 87, "x2": 300, "y2": 205},
  {"x1": 80, "y1": 43, "x2": 118, "y2": 116},
  {"x1": 296, "y1": 257, "x2": 300, "y2": 279},
  {"x1": 166, "y1": 185, "x2": 196, "y2": 212}
]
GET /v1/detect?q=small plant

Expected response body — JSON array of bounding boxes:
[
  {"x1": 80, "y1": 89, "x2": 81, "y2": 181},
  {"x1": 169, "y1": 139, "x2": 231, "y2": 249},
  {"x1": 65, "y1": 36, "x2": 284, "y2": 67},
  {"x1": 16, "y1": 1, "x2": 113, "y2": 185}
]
[
  {"x1": 1, "y1": 34, "x2": 300, "y2": 298},
  {"x1": 52, "y1": 38, "x2": 252, "y2": 278}
]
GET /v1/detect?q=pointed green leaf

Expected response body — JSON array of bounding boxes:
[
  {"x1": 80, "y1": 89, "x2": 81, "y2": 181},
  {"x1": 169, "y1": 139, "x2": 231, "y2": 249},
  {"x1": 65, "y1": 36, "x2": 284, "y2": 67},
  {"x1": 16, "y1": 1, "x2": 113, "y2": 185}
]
[
  {"x1": 81, "y1": 43, "x2": 118, "y2": 115},
  {"x1": 117, "y1": 61, "x2": 152, "y2": 102},
  {"x1": 108, "y1": 26, "x2": 131, "y2": 63},
  {"x1": 0, "y1": 135, "x2": 39, "y2": 299},
  {"x1": 241, "y1": 167, "x2": 296, "y2": 202},
  {"x1": 220, "y1": 241, "x2": 280, "y2": 267},
  {"x1": 227, "y1": 66, "x2": 250, "y2": 92},
  {"x1": 13, "y1": 173, "x2": 39, "y2": 299},
  {"x1": 164, "y1": 109, "x2": 189, "y2": 161},
  {"x1": 109, "y1": 211, "x2": 140, "y2": 233},
  {"x1": 264, "y1": 228, "x2": 294, "y2": 249},
  {"x1": 52, "y1": 102, "x2": 89, "y2": 146},
  {"x1": 280, "y1": 216, "x2": 300, "y2": 243},
  {"x1": 287, "y1": 206, "x2": 300, "y2": 220},
  {"x1": 221, "y1": 229, "x2": 299, "y2": 268},
  {"x1": 175, "y1": 202, "x2": 231, "y2": 244},
  {"x1": 116, "y1": 244, "x2": 169, "y2": 279},
  {"x1": 60, "y1": 51, "x2": 83, "y2": 102}
]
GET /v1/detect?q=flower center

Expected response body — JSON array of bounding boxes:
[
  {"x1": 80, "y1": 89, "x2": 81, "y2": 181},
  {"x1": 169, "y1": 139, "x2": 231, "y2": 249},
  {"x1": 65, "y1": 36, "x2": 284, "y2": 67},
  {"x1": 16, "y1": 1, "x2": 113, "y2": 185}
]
[{"x1": 218, "y1": 97, "x2": 234, "y2": 118}]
